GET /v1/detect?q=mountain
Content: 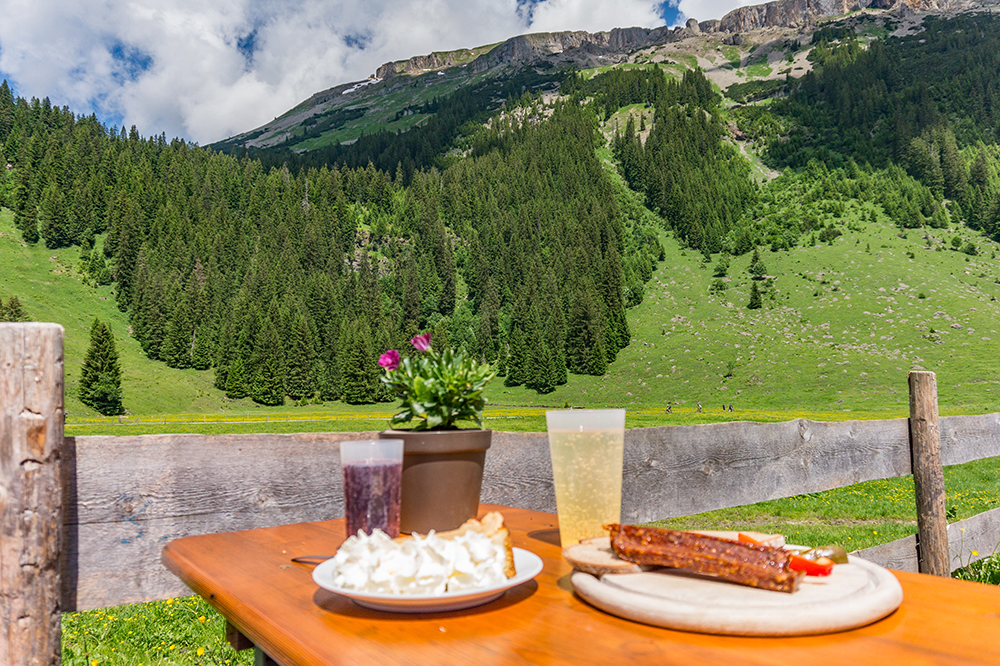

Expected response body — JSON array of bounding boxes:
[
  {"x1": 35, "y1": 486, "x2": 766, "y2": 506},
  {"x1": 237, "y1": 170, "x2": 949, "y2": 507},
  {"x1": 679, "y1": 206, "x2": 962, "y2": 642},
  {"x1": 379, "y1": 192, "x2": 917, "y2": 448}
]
[
  {"x1": 211, "y1": 0, "x2": 972, "y2": 158},
  {"x1": 4, "y1": 6, "x2": 1000, "y2": 421},
  {"x1": 715, "y1": 0, "x2": 969, "y2": 32}
]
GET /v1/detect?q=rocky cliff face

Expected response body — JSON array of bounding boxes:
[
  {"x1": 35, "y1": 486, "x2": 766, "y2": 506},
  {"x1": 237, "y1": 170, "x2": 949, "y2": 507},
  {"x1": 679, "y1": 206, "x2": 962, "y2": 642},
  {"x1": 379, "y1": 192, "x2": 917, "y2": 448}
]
[
  {"x1": 717, "y1": 0, "x2": 970, "y2": 32},
  {"x1": 375, "y1": 0, "x2": 976, "y2": 82},
  {"x1": 378, "y1": 26, "x2": 685, "y2": 79},
  {"x1": 377, "y1": 52, "x2": 466, "y2": 79}
]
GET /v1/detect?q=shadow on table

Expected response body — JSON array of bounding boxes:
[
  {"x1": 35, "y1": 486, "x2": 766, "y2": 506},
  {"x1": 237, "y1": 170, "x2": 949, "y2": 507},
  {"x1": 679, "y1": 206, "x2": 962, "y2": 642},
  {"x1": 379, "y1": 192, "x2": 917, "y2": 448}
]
[{"x1": 312, "y1": 579, "x2": 539, "y2": 620}]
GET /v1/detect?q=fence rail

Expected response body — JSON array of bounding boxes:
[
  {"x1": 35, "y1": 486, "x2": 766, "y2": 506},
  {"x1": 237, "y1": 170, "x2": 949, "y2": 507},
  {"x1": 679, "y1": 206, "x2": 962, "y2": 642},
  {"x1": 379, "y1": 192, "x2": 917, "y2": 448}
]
[
  {"x1": 4, "y1": 323, "x2": 1000, "y2": 665},
  {"x1": 65, "y1": 406, "x2": 894, "y2": 428}
]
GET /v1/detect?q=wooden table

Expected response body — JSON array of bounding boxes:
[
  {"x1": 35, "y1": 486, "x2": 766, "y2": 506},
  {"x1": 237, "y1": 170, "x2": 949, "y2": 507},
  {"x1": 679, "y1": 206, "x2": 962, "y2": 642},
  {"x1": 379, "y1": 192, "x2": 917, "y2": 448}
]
[{"x1": 162, "y1": 505, "x2": 1000, "y2": 666}]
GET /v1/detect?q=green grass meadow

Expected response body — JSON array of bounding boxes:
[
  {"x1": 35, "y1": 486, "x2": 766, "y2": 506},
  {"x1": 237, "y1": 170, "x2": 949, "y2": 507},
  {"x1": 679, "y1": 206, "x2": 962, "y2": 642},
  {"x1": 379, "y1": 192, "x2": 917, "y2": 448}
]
[
  {"x1": 61, "y1": 442, "x2": 1000, "y2": 666},
  {"x1": 7, "y1": 158, "x2": 1000, "y2": 663}
]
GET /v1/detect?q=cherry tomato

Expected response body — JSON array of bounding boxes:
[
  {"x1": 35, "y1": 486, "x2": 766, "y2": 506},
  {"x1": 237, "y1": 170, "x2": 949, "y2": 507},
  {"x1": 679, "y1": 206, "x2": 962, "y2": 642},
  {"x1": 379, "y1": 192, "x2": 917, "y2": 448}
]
[{"x1": 789, "y1": 554, "x2": 835, "y2": 576}]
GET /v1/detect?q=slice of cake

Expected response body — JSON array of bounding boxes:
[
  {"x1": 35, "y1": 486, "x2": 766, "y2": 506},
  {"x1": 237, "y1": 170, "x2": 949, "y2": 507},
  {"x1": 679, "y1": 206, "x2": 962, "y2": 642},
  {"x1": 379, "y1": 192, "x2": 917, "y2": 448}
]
[{"x1": 401, "y1": 511, "x2": 515, "y2": 579}]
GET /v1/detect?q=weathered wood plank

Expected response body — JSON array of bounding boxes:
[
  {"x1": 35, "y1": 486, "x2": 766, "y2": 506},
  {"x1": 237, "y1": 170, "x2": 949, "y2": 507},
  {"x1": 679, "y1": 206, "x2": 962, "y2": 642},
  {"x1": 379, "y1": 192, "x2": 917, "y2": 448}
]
[
  {"x1": 852, "y1": 535, "x2": 919, "y2": 572},
  {"x1": 0, "y1": 323, "x2": 64, "y2": 666},
  {"x1": 622, "y1": 418, "x2": 912, "y2": 522},
  {"x1": 63, "y1": 432, "x2": 377, "y2": 610},
  {"x1": 62, "y1": 413, "x2": 1000, "y2": 610},
  {"x1": 482, "y1": 431, "x2": 554, "y2": 512},
  {"x1": 947, "y1": 506, "x2": 1000, "y2": 571},
  {"x1": 850, "y1": 506, "x2": 1000, "y2": 574},
  {"x1": 941, "y1": 413, "x2": 1000, "y2": 466},
  {"x1": 909, "y1": 371, "x2": 949, "y2": 576}
]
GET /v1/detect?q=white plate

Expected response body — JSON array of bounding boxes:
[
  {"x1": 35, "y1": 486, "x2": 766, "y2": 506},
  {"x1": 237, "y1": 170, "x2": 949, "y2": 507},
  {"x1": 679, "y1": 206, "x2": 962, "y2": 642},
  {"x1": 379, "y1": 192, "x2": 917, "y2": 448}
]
[
  {"x1": 313, "y1": 547, "x2": 543, "y2": 613},
  {"x1": 571, "y1": 553, "x2": 903, "y2": 636}
]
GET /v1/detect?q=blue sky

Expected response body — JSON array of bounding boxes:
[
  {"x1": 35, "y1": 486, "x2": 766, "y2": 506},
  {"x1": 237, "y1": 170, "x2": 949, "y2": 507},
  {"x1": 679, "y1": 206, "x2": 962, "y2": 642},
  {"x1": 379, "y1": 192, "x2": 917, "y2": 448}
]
[{"x1": 0, "y1": 0, "x2": 741, "y2": 144}]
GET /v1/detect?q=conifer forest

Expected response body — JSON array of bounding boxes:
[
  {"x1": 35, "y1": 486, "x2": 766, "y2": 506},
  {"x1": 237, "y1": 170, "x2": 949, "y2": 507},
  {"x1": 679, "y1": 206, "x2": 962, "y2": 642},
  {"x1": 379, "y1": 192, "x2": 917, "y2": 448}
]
[{"x1": 4, "y1": 12, "x2": 1000, "y2": 412}]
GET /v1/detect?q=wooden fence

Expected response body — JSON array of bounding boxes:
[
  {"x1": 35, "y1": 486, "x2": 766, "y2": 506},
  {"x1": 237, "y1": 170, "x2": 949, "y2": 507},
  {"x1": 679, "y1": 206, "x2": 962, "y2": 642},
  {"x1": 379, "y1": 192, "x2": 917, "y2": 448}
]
[{"x1": 4, "y1": 323, "x2": 1000, "y2": 664}]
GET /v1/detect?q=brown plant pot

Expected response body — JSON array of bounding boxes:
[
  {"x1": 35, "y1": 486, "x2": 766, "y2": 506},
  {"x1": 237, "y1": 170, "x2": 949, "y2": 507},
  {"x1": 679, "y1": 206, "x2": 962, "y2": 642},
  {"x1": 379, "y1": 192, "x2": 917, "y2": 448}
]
[{"x1": 379, "y1": 428, "x2": 492, "y2": 534}]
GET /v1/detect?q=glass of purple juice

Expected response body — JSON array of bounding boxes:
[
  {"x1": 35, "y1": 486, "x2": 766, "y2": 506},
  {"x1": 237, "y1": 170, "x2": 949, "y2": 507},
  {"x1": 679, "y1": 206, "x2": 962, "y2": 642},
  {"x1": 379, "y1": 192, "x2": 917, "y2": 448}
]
[{"x1": 340, "y1": 439, "x2": 404, "y2": 538}]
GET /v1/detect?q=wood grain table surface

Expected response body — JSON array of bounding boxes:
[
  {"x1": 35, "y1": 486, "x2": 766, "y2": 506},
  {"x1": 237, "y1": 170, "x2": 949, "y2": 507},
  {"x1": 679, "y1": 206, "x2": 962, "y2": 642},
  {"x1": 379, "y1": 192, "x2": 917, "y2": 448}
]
[{"x1": 161, "y1": 504, "x2": 1000, "y2": 666}]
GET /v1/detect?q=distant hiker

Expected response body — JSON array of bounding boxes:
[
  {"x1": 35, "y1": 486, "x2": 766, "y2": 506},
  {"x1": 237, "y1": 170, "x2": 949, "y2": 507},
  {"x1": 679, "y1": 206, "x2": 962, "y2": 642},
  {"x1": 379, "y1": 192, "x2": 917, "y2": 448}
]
[
  {"x1": 729, "y1": 404, "x2": 734, "y2": 412},
  {"x1": 665, "y1": 405, "x2": 672, "y2": 413},
  {"x1": 697, "y1": 403, "x2": 703, "y2": 413}
]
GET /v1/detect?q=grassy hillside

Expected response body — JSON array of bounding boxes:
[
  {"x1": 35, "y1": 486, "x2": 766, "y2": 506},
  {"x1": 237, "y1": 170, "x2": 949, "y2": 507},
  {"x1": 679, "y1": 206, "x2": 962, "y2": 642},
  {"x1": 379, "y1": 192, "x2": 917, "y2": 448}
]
[
  {"x1": 488, "y1": 212, "x2": 1000, "y2": 417},
  {"x1": 0, "y1": 209, "x2": 220, "y2": 418},
  {"x1": 7, "y1": 194, "x2": 1000, "y2": 423}
]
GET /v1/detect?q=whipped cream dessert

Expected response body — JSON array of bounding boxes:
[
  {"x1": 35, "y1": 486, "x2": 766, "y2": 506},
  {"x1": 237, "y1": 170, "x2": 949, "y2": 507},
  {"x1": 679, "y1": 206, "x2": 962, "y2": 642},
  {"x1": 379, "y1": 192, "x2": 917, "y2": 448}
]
[{"x1": 330, "y1": 528, "x2": 508, "y2": 594}]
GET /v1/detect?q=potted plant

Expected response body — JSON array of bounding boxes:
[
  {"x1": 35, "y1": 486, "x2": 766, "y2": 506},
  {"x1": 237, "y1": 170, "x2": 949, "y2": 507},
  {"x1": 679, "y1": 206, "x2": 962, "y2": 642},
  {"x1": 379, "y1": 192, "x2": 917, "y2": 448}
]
[{"x1": 377, "y1": 332, "x2": 497, "y2": 533}]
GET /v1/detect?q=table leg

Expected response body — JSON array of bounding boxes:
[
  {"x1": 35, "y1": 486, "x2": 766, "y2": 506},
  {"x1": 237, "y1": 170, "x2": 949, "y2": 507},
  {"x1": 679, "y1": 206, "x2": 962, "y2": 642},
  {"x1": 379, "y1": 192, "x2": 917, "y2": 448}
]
[
  {"x1": 225, "y1": 620, "x2": 254, "y2": 651},
  {"x1": 254, "y1": 647, "x2": 281, "y2": 666}
]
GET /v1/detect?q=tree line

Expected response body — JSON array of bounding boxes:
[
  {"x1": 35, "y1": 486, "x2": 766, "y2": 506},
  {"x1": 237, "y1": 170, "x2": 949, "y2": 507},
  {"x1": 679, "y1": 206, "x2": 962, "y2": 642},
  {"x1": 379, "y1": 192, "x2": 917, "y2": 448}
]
[
  {"x1": 761, "y1": 12, "x2": 1000, "y2": 242},
  {"x1": 581, "y1": 66, "x2": 758, "y2": 256},
  {"x1": 0, "y1": 71, "x2": 671, "y2": 412}
]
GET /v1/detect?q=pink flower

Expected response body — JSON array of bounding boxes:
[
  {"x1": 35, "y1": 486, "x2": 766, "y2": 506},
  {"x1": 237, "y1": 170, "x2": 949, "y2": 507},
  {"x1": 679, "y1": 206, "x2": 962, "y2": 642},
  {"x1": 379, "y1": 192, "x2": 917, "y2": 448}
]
[
  {"x1": 378, "y1": 349, "x2": 400, "y2": 371},
  {"x1": 410, "y1": 332, "x2": 432, "y2": 352}
]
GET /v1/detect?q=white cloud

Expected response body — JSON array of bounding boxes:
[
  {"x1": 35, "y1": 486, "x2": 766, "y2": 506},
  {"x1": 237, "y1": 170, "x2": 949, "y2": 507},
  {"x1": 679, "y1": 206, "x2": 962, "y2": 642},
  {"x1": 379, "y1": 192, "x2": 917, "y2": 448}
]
[
  {"x1": 527, "y1": 0, "x2": 663, "y2": 32},
  {"x1": 676, "y1": 0, "x2": 759, "y2": 24},
  {"x1": 0, "y1": 0, "x2": 677, "y2": 144}
]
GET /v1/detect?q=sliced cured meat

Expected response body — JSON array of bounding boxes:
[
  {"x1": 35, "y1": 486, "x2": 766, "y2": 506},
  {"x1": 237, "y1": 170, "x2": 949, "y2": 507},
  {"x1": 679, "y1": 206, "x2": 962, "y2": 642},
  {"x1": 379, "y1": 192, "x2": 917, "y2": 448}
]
[{"x1": 608, "y1": 524, "x2": 804, "y2": 593}]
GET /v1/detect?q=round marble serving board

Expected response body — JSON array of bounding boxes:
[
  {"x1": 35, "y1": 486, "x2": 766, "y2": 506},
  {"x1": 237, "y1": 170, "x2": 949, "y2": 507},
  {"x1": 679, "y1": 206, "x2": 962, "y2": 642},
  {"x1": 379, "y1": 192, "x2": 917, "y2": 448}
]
[{"x1": 571, "y1": 555, "x2": 903, "y2": 636}]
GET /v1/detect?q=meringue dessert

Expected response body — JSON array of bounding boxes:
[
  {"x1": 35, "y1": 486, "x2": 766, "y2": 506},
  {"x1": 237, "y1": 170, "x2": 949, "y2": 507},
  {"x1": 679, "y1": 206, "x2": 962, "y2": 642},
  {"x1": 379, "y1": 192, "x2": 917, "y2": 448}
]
[{"x1": 330, "y1": 512, "x2": 515, "y2": 595}]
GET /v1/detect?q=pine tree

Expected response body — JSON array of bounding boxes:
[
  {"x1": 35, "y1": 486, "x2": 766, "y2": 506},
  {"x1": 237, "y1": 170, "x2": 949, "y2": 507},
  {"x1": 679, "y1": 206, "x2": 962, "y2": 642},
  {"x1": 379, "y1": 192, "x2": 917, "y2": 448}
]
[
  {"x1": 475, "y1": 279, "x2": 501, "y2": 363},
  {"x1": 504, "y1": 284, "x2": 535, "y2": 387},
  {"x1": 600, "y1": 243, "x2": 629, "y2": 362},
  {"x1": 525, "y1": 302, "x2": 557, "y2": 394},
  {"x1": 225, "y1": 356, "x2": 248, "y2": 399},
  {"x1": 79, "y1": 318, "x2": 125, "y2": 415},
  {"x1": 437, "y1": 239, "x2": 457, "y2": 316},
  {"x1": 190, "y1": 325, "x2": 214, "y2": 370},
  {"x1": 400, "y1": 249, "x2": 421, "y2": 339},
  {"x1": 249, "y1": 356, "x2": 284, "y2": 406},
  {"x1": 340, "y1": 319, "x2": 378, "y2": 404},
  {"x1": 713, "y1": 255, "x2": 730, "y2": 277},
  {"x1": 565, "y1": 285, "x2": 607, "y2": 376},
  {"x1": 15, "y1": 186, "x2": 38, "y2": 244},
  {"x1": 748, "y1": 248, "x2": 767, "y2": 279},
  {"x1": 285, "y1": 311, "x2": 317, "y2": 400},
  {"x1": 38, "y1": 182, "x2": 72, "y2": 249},
  {"x1": 160, "y1": 281, "x2": 193, "y2": 368},
  {"x1": 213, "y1": 317, "x2": 235, "y2": 391},
  {"x1": 1, "y1": 295, "x2": 29, "y2": 322},
  {"x1": 249, "y1": 317, "x2": 285, "y2": 406},
  {"x1": 748, "y1": 281, "x2": 763, "y2": 310},
  {"x1": 540, "y1": 269, "x2": 567, "y2": 386}
]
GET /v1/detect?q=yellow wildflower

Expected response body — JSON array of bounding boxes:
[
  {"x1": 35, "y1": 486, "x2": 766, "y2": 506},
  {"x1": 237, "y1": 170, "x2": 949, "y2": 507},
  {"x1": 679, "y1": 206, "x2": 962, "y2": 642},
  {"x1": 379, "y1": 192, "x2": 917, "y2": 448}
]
[
  {"x1": 198, "y1": 615, "x2": 206, "y2": 623},
  {"x1": 197, "y1": 647, "x2": 206, "y2": 656},
  {"x1": 91, "y1": 661, "x2": 99, "y2": 666}
]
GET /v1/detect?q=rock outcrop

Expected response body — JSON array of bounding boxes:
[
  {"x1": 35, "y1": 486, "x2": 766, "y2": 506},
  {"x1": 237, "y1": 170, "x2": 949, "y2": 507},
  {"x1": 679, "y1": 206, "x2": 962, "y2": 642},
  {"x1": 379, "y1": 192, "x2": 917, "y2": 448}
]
[
  {"x1": 717, "y1": 0, "x2": 968, "y2": 32},
  {"x1": 375, "y1": 0, "x2": 971, "y2": 82},
  {"x1": 377, "y1": 26, "x2": 684, "y2": 79}
]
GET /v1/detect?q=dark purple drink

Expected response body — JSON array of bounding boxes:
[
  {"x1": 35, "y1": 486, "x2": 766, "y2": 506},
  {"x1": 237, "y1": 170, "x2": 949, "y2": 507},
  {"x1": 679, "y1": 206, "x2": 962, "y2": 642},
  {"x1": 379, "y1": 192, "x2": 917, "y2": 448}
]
[{"x1": 343, "y1": 460, "x2": 402, "y2": 538}]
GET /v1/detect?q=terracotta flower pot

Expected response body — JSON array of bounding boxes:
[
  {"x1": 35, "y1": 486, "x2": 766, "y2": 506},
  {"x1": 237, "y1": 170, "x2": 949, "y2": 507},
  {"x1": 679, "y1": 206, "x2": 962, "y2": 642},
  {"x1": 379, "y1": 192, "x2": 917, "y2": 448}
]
[{"x1": 379, "y1": 428, "x2": 492, "y2": 534}]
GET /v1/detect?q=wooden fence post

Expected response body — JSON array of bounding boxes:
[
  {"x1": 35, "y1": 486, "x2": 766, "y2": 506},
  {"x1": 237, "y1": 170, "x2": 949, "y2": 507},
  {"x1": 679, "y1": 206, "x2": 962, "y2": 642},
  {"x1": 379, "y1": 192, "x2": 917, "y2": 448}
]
[
  {"x1": 1, "y1": 323, "x2": 65, "y2": 665},
  {"x1": 908, "y1": 370, "x2": 949, "y2": 576}
]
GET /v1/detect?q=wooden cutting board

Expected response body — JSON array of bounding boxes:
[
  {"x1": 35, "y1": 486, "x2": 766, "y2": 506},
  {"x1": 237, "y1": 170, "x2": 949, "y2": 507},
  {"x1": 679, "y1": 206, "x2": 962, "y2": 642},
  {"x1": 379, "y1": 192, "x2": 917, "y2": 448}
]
[{"x1": 571, "y1": 555, "x2": 904, "y2": 636}]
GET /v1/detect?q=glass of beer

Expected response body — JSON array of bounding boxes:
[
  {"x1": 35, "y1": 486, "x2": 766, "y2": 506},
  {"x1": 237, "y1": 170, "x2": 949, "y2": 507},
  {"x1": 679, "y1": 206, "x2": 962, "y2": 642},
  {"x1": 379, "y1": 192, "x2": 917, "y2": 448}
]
[
  {"x1": 545, "y1": 409, "x2": 625, "y2": 547},
  {"x1": 340, "y1": 439, "x2": 404, "y2": 538}
]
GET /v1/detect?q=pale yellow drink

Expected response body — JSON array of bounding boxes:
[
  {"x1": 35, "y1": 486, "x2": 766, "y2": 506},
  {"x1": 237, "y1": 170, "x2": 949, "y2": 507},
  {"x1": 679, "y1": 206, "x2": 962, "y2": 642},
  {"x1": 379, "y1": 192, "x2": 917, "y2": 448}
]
[{"x1": 546, "y1": 409, "x2": 625, "y2": 548}]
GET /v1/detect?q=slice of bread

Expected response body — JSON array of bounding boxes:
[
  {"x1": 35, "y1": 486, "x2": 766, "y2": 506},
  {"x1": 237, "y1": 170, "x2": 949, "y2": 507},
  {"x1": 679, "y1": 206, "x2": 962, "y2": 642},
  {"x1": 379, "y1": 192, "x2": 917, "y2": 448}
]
[
  {"x1": 563, "y1": 536, "x2": 647, "y2": 576},
  {"x1": 563, "y1": 530, "x2": 786, "y2": 576},
  {"x1": 396, "y1": 511, "x2": 516, "y2": 578}
]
